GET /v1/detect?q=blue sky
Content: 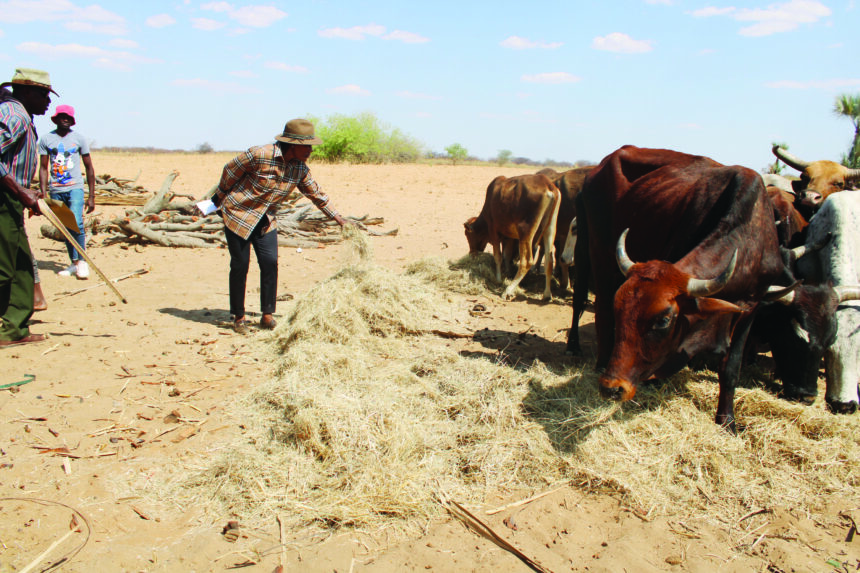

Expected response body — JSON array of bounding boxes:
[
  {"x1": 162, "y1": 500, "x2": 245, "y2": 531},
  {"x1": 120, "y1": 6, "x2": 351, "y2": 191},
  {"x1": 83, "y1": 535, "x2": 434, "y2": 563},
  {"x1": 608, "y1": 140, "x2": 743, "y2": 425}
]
[{"x1": 1, "y1": 0, "x2": 857, "y2": 172}]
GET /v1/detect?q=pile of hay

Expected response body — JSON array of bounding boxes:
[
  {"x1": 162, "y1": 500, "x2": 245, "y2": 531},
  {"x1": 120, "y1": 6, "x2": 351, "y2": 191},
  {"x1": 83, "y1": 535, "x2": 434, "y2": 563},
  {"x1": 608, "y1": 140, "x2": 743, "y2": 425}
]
[{"x1": 179, "y1": 235, "x2": 860, "y2": 538}]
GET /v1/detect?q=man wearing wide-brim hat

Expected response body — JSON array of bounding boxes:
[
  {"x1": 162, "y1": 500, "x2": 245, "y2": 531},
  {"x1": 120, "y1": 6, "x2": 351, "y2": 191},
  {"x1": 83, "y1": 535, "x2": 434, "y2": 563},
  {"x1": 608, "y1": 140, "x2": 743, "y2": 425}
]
[
  {"x1": 211, "y1": 118, "x2": 349, "y2": 334},
  {"x1": 0, "y1": 67, "x2": 57, "y2": 347}
]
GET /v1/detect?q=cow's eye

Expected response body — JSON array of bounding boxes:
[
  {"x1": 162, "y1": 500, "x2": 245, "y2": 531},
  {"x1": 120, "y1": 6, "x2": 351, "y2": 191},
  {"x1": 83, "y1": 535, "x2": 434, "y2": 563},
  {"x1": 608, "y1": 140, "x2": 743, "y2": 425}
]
[{"x1": 653, "y1": 314, "x2": 672, "y2": 331}]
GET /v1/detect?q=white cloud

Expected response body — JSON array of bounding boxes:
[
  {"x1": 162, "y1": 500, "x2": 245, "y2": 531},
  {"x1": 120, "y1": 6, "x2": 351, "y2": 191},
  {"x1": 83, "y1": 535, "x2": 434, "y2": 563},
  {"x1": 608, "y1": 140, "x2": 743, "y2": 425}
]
[
  {"x1": 17, "y1": 41, "x2": 159, "y2": 72},
  {"x1": 690, "y1": 6, "x2": 736, "y2": 17},
  {"x1": 327, "y1": 84, "x2": 370, "y2": 96},
  {"x1": 199, "y1": 2, "x2": 286, "y2": 28},
  {"x1": 690, "y1": 0, "x2": 831, "y2": 37},
  {"x1": 264, "y1": 61, "x2": 309, "y2": 73},
  {"x1": 318, "y1": 24, "x2": 426, "y2": 43},
  {"x1": 592, "y1": 32, "x2": 653, "y2": 53},
  {"x1": 0, "y1": 0, "x2": 127, "y2": 34},
  {"x1": 765, "y1": 78, "x2": 860, "y2": 89},
  {"x1": 645, "y1": 0, "x2": 673, "y2": 4},
  {"x1": 395, "y1": 91, "x2": 441, "y2": 100},
  {"x1": 500, "y1": 35, "x2": 562, "y2": 50},
  {"x1": 171, "y1": 78, "x2": 260, "y2": 94},
  {"x1": 231, "y1": 5, "x2": 286, "y2": 27},
  {"x1": 201, "y1": 1, "x2": 232, "y2": 12},
  {"x1": 521, "y1": 72, "x2": 581, "y2": 84},
  {"x1": 109, "y1": 38, "x2": 139, "y2": 49},
  {"x1": 319, "y1": 23, "x2": 386, "y2": 40},
  {"x1": 192, "y1": 17, "x2": 226, "y2": 31},
  {"x1": 146, "y1": 14, "x2": 176, "y2": 28},
  {"x1": 384, "y1": 30, "x2": 429, "y2": 43}
]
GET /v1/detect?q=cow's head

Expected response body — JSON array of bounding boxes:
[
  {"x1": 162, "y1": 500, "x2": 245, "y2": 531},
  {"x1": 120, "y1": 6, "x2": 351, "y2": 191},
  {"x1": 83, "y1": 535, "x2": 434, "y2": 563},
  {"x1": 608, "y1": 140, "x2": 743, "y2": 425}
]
[
  {"x1": 464, "y1": 216, "x2": 488, "y2": 254},
  {"x1": 772, "y1": 145, "x2": 860, "y2": 209},
  {"x1": 760, "y1": 284, "x2": 841, "y2": 403},
  {"x1": 599, "y1": 230, "x2": 743, "y2": 401},
  {"x1": 560, "y1": 217, "x2": 577, "y2": 265}
]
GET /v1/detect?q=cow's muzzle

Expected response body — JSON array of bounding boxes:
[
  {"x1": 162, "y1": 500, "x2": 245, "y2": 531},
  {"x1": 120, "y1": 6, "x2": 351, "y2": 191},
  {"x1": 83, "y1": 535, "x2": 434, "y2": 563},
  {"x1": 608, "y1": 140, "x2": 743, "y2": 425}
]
[{"x1": 598, "y1": 376, "x2": 637, "y2": 401}]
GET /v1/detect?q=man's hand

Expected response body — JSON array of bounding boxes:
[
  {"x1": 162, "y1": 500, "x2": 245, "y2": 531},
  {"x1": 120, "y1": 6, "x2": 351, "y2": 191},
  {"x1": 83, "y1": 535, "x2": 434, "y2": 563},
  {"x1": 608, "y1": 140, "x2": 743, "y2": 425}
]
[
  {"x1": 19, "y1": 186, "x2": 42, "y2": 214},
  {"x1": 86, "y1": 194, "x2": 95, "y2": 213},
  {"x1": 333, "y1": 214, "x2": 350, "y2": 227}
]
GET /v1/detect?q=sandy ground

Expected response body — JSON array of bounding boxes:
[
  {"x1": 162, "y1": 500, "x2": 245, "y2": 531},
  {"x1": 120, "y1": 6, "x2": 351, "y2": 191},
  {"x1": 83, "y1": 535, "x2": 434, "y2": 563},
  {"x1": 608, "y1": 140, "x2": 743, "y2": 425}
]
[{"x1": 1, "y1": 152, "x2": 857, "y2": 572}]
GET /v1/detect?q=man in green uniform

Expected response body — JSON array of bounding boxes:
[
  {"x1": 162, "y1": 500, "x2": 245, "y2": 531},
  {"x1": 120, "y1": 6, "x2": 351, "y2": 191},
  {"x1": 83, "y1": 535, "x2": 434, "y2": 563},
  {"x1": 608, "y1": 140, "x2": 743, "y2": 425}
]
[{"x1": 0, "y1": 68, "x2": 56, "y2": 347}]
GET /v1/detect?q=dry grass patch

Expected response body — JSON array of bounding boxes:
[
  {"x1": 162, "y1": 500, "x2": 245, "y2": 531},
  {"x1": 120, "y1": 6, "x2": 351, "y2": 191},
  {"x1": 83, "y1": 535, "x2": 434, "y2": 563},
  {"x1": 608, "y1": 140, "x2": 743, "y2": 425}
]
[{"x1": 175, "y1": 235, "x2": 860, "y2": 541}]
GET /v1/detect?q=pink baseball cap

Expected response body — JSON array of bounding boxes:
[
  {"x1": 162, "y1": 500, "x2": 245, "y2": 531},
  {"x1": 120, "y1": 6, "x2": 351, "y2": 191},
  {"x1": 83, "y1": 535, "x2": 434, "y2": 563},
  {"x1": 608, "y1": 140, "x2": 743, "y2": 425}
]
[{"x1": 51, "y1": 104, "x2": 75, "y2": 125}]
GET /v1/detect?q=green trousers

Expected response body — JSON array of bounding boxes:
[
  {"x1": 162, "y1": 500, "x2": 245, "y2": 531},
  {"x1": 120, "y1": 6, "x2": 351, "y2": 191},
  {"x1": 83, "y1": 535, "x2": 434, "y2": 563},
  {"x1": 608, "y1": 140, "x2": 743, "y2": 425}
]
[{"x1": 0, "y1": 202, "x2": 34, "y2": 342}]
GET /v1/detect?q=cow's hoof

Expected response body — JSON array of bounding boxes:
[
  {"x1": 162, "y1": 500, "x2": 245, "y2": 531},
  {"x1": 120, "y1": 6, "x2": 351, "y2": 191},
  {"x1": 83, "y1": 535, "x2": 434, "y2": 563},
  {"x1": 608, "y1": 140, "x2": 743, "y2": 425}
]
[
  {"x1": 781, "y1": 389, "x2": 818, "y2": 405},
  {"x1": 825, "y1": 398, "x2": 859, "y2": 415},
  {"x1": 501, "y1": 291, "x2": 516, "y2": 301}
]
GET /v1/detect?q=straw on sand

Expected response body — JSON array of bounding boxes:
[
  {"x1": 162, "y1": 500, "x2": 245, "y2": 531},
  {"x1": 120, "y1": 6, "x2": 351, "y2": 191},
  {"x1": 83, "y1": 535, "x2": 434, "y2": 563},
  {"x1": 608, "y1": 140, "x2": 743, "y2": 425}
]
[{"x1": 174, "y1": 229, "x2": 860, "y2": 545}]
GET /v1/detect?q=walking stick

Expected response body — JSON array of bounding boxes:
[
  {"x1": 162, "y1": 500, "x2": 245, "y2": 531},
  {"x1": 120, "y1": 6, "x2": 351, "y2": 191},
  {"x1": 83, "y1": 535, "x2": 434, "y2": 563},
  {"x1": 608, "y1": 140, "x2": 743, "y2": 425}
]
[{"x1": 37, "y1": 199, "x2": 128, "y2": 304}]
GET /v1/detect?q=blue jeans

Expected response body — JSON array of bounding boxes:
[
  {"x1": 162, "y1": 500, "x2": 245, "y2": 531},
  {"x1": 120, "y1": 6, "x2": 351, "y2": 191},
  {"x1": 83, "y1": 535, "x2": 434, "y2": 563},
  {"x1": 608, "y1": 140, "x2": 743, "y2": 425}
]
[{"x1": 49, "y1": 188, "x2": 86, "y2": 263}]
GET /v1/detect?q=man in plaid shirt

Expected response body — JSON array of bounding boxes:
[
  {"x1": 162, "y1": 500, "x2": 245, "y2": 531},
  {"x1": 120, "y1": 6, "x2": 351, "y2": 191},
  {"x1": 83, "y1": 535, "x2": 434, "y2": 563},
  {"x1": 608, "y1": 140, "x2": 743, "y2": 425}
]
[{"x1": 212, "y1": 118, "x2": 347, "y2": 333}]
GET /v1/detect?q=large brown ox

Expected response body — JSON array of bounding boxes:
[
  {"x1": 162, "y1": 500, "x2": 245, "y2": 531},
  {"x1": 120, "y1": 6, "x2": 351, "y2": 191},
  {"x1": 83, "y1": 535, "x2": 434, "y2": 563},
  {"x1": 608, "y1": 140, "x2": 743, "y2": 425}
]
[
  {"x1": 464, "y1": 174, "x2": 560, "y2": 300},
  {"x1": 536, "y1": 166, "x2": 593, "y2": 290},
  {"x1": 772, "y1": 145, "x2": 860, "y2": 208},
  {"x1": 569, "y1": 146, "x2": 803, "y2": 430}
]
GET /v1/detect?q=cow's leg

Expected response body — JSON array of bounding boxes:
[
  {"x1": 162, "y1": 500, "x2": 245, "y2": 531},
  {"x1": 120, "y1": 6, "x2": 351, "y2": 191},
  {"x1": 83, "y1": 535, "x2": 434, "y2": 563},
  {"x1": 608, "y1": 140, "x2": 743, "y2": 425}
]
[
  {"x1": 566, "y1": 215, "x2": 588, "y2": 356},
  {"x1": 502, "y1": 240, "x2": 533, "y2": 300},
  {"x1": 716, "y1": 312, "x2": 756, "y2": 433},
  {"x1": 824, "y1": 311, "x2": 860, "y2": 414},
  {"x1": 541, "y1": 223, "x2": 555, "y2": 300},
  {"x1": 490, "y1": 240, "x2": 504, "y2": 284}
]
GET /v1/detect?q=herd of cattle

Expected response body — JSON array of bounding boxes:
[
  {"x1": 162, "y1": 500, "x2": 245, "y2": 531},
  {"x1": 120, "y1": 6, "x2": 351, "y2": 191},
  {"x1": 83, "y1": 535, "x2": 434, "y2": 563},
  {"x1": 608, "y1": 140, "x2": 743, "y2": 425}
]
[{"x1": 464, "y1": 145, "x2": 860, "y2": 431}]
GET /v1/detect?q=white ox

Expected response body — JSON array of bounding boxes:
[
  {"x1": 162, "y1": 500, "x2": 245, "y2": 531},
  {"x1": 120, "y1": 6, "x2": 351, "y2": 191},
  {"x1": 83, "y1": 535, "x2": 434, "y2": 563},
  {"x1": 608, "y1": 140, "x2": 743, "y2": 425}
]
[{"x1": 798, "y1": 192, "x2": 860, "y2": 413}]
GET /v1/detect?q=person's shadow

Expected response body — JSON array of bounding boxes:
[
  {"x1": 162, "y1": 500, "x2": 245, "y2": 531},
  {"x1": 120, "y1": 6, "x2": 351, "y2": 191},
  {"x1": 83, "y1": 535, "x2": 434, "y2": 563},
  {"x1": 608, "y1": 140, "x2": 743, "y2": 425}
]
[{"x1": 158, "y1": 307, "x2": 232, "y2": 327}]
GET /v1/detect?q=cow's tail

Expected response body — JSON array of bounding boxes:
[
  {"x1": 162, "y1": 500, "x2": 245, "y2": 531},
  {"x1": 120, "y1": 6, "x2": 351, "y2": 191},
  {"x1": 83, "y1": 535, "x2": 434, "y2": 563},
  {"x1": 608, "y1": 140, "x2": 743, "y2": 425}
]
[{"x1": 567, "y1": 192, "x2": 590, "y2": 354}]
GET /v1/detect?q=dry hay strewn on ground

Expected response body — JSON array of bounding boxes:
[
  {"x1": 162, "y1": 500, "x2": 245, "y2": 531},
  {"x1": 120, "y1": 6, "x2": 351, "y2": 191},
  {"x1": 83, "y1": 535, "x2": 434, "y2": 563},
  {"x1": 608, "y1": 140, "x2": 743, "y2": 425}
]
[{"x1": 171, "y1": 232, "x2": 860, "y2": 550}]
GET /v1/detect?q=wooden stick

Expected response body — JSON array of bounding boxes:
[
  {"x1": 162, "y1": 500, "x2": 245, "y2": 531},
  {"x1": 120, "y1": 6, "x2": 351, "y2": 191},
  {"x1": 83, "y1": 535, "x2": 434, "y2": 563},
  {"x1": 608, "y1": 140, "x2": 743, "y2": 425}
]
[
  {"x1": 19, "y1": 526, "x2": 76, "y2": 573},
  {"x1": 484, "y1": 481, "x2": 569, "y2": 515},
  {"x1": 37, "y1": 199, "x2": 127, "y2": 304},
  {"x1": 54, "y1": 268, "x2": 148, "y2": 299}
]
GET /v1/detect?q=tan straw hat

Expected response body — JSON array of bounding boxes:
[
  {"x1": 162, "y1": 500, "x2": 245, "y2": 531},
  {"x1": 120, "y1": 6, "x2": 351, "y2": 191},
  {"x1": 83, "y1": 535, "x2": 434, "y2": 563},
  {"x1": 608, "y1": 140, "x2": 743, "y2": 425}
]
[
  {"x1": 275, "y1": 118, "x2": 323, "y2": 145},
  {"x1": 1, "y1": 67, "x2": 59, "y2": 96}
]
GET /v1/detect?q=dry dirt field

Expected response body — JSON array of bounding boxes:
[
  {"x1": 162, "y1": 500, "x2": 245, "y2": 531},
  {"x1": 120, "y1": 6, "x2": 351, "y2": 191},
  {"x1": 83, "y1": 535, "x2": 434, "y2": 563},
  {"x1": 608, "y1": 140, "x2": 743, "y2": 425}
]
[{"x1": 2, "y1": 152, "x2": 858, "y2": 572}]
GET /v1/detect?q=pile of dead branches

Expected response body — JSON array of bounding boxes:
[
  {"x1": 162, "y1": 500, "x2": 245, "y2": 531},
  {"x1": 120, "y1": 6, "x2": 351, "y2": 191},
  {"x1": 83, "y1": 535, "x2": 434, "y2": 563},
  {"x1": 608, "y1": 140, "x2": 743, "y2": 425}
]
[{"x1": 40, "y1": 171, "x2": 396, "y2": 249}]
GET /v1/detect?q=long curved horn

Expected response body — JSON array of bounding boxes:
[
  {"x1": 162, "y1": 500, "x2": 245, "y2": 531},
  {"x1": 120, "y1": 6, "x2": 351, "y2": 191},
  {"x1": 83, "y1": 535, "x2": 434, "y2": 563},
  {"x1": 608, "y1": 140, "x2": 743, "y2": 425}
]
[
  {"x1": 847, "y1": 168, "x2": 860, "y2": 181},
  {"x1": 765, "y1": 281, "x2": 801, "y2": 304},
  {"x1": 791, "y1": 232, "x2": 832, "y2": 262},
  {"x1": 835, "y1": 286, "x2": 860, "y2": 302},
  {"x1": 686, "y1": 250, "x2": 738, "y2": 297},
  {"x1": 616, "y1": 229, "x2": 635, "y2": 277},
  {"x1": 772, "y1": 145, "x2": 810, "y2": 171}
]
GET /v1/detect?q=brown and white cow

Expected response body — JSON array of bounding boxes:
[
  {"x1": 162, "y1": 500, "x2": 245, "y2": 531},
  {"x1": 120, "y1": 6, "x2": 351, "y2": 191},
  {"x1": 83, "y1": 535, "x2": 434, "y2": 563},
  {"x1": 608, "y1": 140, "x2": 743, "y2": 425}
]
[
  {"x1": 772, "y1": 145, "x2": 860, "y2": 209},
  {"x1": 536, "y1": 166, "x2": 593, "y2": 290},
  {"x1": 464, "y1": 173, "x2": 561, "y2": 300}
]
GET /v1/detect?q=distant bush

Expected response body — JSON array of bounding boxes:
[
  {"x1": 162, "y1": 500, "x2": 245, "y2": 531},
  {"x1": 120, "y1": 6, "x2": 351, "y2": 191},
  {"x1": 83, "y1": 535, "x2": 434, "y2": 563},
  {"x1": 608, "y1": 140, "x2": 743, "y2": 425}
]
[
  {"x1": 496, "y1": 149, "x2": 512, "y2": 166},
  {"x1": 444, "y1": 143, "x2": 468, "y2": 165},
  {"x1": 196, "y1": 142, "x2": 215, "y2": 154},
  {"x1": 309, "y1": 112, "x2": 424, "y2": 164}
]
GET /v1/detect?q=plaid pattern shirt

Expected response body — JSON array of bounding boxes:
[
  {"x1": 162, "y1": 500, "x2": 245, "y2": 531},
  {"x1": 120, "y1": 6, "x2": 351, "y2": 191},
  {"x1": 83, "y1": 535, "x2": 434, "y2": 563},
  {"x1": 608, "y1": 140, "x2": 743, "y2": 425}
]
[
  {"x1": 215, "y1": 143, "x2": 340, "y2": 240},
  {"x1": 0, "y1": 91, "x2": 38, "y2": 193}
]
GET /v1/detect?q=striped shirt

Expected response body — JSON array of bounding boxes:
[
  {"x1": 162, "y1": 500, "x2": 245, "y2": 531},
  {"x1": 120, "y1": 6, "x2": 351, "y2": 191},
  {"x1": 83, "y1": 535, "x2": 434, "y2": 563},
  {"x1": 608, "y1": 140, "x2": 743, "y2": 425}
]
[
  {"x1": 215, "y1": 143, "x2": 340, "y2": 240},
  {"x1": 0, "y1": 91, "x2": 39, "y2": 198}
]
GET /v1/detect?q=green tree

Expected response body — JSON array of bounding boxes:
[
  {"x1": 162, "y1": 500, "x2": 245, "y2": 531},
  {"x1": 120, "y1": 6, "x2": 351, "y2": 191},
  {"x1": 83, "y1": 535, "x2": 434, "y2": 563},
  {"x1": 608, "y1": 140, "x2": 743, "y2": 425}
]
[
  {"x1": 767, "y1": 141, "x2": 788, "y2": 174},
  {"x1": 834, "y1": 93, "x2": 860, "y2": 168},
  {"x1": 308, "y1": 112, "x2": 423, "y2": 163},
  {"x1": 195, "y1": 142, "x2": 214, "y2": 154},
  {"x1": 444, "y1": 143, "x2": 468, "y2": 165},
  {"x1": 496, "y1": 149, "x2": 513, "y2": 166}
]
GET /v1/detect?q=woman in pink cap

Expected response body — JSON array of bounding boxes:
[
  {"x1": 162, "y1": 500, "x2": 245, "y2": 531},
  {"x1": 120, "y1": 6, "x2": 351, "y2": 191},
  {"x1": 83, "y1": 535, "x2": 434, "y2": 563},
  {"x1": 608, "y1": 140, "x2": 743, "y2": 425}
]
[{"x1": 38, "y1": 104, "x2": 96, "y2": 279}]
